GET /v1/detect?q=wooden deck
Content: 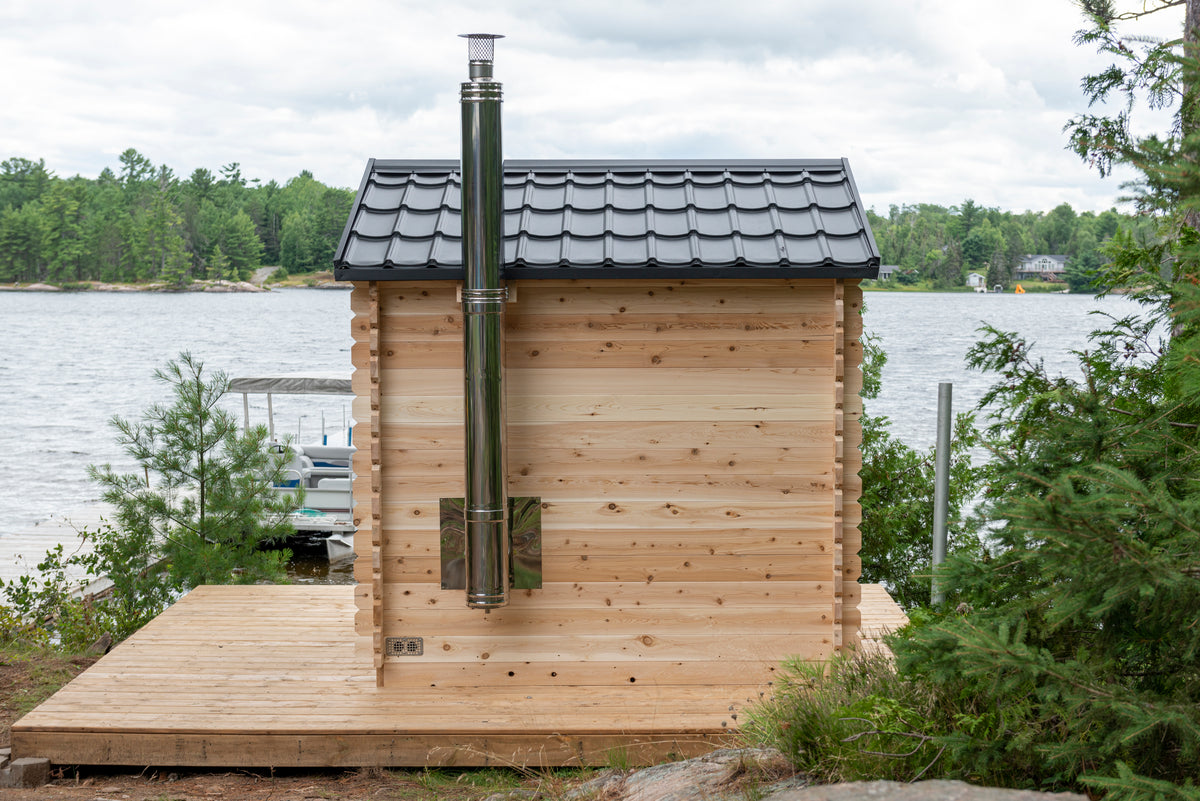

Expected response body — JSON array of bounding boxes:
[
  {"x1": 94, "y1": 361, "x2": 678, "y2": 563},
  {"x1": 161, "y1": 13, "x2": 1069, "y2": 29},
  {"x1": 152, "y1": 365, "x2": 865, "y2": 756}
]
[{"x1": 12, "y1": 583, "x2": 906, "y2": 768}]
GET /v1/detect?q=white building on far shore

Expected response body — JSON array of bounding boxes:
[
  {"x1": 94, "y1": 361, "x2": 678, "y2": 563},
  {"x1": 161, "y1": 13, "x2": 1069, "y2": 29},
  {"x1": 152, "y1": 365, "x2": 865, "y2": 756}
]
[{"x1": 1017, "y1": 255, "x2": 1067, "y2": 281}]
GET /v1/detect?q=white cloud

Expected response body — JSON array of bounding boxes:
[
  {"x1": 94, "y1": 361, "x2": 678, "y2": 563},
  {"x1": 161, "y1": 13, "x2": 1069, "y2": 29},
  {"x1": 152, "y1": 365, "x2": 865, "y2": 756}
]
[{"x1": 0, "y1": 0, "x2": 1188, "y2": 212}]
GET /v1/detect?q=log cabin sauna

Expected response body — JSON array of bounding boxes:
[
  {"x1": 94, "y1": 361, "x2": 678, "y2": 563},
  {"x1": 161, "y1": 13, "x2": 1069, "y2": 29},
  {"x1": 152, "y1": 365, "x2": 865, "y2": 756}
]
[
  {"x1": 337, "y1": 35, "x2": 884, "y2": 738},
  {"x1": 11, "y1": 35, "x2": 899, "y2": 769}
]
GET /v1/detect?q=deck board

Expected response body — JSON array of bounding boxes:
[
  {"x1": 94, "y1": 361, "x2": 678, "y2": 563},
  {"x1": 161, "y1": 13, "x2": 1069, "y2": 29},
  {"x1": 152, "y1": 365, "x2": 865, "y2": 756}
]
[{"x1": 13, "y1": 583, "x2": 905, "y2": 768}]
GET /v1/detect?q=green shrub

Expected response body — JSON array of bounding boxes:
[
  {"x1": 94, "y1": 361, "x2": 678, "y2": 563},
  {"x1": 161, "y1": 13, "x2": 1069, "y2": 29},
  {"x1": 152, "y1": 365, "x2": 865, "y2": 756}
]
[
  {"x1": 744, "y1": 648, "x2": 950, "y2": 784},
  {"x1": 0, "y1": 522, "x2": 175, "y2": 650}
]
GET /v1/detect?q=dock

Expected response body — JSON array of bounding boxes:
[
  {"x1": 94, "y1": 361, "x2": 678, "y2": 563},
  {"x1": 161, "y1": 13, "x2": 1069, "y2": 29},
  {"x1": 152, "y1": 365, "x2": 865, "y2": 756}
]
[
  {"x1": 12, "y1": 583, "x2": 907, "y2": 768},
  {"x1": 0, "y1": 507, "x2": 107, "y2": 594}
]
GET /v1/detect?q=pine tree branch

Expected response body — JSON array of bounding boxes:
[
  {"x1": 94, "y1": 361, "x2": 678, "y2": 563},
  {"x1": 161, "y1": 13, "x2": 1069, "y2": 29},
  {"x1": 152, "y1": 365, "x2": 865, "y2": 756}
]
[
  {"x1": 1111, "y1": 0, "x2": 1185, "y2": 23},
  {"x1": 1106, "y1": 404, "x2": 1200, "y2": 428}
]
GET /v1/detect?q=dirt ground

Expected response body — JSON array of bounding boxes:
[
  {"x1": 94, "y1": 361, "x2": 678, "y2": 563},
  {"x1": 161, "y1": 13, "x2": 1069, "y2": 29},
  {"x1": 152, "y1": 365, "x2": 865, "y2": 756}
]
[
  {"x1": 0, "y1": 766, "x2": 586, "y2": 801},
  {"x1": 0, "y1": 651, "x2": 593, "y2": 800}
]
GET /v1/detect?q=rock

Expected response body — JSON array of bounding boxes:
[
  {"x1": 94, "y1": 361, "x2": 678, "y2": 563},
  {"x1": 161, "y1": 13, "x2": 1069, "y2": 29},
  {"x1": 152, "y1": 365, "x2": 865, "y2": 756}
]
[
  {"x1": 566, "y1": 769, "x2": 626, "y2": 800},
  {"x1": 762, "y1": 780, "x2": 1089, "y2": 801},
  {"x1": 566, "y1": 748, "x2": 792, "y2": 801},
  {"x1": 201, "y1": 280, "x2": 266, "y2": 293},
  {"x1": 564, "y1": 752, "x2": 1088, "y2": 801},
  {"x1": 88, "y1": 632, "x2": 113, "y2": 654},
  {"x1": 0, "y1": 757, "x2": 50, "y2": 788},
  {"x1": 483, "y1": 790, "x2": 538, "y2": 801}
]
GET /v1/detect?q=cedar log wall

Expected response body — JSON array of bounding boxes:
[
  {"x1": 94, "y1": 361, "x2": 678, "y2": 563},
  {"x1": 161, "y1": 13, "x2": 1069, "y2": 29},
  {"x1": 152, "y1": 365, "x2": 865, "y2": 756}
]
[{"x1": 350, "y1": 278, "x2": 864, "y2": 688}]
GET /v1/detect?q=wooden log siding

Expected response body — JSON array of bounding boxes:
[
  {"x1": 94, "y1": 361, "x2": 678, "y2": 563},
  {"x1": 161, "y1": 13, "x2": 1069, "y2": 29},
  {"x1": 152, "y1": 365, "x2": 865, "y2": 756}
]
[{"x1": 349, "y1": 278, "x2": 864, "y2": 691}]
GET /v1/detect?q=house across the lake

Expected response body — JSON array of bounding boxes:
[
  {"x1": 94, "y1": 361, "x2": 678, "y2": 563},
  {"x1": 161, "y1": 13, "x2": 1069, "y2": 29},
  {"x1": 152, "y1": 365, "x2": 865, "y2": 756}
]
[
  {"x1": 1017, "y1": 254, "x2": 1067, "y2": 281},
  {"x1": 966, "y1": 272, "x2": 986, "y2": 291}
]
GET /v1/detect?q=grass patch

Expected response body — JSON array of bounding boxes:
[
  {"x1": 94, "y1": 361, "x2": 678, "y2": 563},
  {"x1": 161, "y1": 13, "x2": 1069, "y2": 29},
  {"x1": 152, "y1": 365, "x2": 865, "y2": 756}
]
[{"x1": 0, "y1": 643, "x2": 98, "y2": 745}]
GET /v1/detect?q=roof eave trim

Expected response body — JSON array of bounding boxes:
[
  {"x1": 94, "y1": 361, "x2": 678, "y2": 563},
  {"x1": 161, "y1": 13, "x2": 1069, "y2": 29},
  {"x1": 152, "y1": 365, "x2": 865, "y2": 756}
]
[{"x1": 333, "y1": 158, "x2": 376, "y2": 272}]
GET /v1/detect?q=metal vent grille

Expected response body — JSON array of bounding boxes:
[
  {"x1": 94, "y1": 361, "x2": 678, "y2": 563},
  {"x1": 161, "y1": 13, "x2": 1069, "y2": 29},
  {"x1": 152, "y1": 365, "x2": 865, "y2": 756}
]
[
  {"x1": 461, "y1": 33, "x2": 503, "y2": 62},
  {"x1": 384, "y1": 636, "x2": 424, "y2": 657}
]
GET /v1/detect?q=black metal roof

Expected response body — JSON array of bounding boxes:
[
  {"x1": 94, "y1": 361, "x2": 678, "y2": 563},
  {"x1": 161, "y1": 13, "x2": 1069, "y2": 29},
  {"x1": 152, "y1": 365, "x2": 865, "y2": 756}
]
[{"x1": 333, "y1": 159, "x2": 880, "y2": 281}]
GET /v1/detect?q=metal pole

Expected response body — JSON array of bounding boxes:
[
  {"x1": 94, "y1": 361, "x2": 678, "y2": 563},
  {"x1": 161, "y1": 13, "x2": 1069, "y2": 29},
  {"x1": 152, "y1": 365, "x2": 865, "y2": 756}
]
[{"x1": 932, "y1": 382, "x2": 952, "y2": 605}]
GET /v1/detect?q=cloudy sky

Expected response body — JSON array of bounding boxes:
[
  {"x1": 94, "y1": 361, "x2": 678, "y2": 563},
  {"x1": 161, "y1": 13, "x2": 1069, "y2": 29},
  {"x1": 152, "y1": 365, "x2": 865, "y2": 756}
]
[{"x1": 0, "y1": 0, "x2": 1185, "y2": 214}]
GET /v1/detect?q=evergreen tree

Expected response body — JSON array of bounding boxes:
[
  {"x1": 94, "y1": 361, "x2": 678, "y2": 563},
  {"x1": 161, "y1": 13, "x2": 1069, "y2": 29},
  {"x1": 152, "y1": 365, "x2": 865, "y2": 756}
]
[
  {"x1": 887, "y1": 7, "x2": 1200, "y2": 797},
  {"x1": 754, "y1": 9, "x2": 1200, "y2": 799},
  {"x1": 0, "y1": 157, "x2": 52, "y2": 209},
  {"x1": 208, "y1": 244, "x2": 232, "y2": 281},
  {"x1": 222, "y1": 209, "x2": 265, "y2": 279},
  {"x1": 42, "y1": 178, "x2": 87, "y2": 282},
  {"x1": 89, "y1": 353, "x2": 295, "y2": 588},
  {"x1": 0, "y1": 201, "x2": 49, "y2": 282}
]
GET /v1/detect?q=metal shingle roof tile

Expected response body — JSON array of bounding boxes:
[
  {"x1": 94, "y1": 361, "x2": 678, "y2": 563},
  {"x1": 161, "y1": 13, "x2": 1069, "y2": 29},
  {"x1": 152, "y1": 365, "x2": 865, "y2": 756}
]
[
  {"x1": 611, "y1": 184, "x2": 647, "y2": 210},
  {"x1": 355, "y1": 209, "x2": 400, "y2": 239},
  {"x1": 648, "y1": 185, "x2": 689, "y2": 211},
  {"x1": 696, "y1": 236, "x2": 738, "y2": 265},
  {"x1": 395, "y1": 209, "x2": 440, "y2": 239},
  {"x1": 810, "y1": 182, "x2": 854, "y2": 209},
  {"x1": 741, "y1": 236, "x2": 786, "y2": 264},
  {"x1": 566, "y1": 209, "x2": 606, "y2": 238},
  {"x1": 651, "y1": 212, "x2": 691, "y2": 238},
  {"x1": 730, "y1": 182, "x2": 771, "y2": 210},
  {"x1": 526, "y1": 183, "x2": 567, "y2": 211},
  {"x1": 362, "y1": 183, "x2": 407, "y2": 209},
  {"x1": 689, "y1": 184, "x2": 729, "y2": 210},
  {"x1": 613, "y1": 236, "x2": 649, "y2": 264},
  {"x1": 345, "y1": 238, "x2": 391, "y2": 266},
  {"x1": 430, "y1": 236, "x2": 461, "y2": 267},
  {"x1": 820, "y1": 208, "x2": 870, "y2": 237},
  {"x1": 401, "y1": 183, "x2": 452, "y2": 212},
  {"x1": 735, "y1": 210, "x2": 780, "y2": 238},
  {"x1": 524, "y1": 209, "x2": 566, "y2": 238},
  {"x1": 776, "y1": 209, "x2": 819, "y2": 236},
  {"x1": 612, "y1": 210, "x2": 648, "y2": 238},
  {"x1": 693, "y1": 209, "x2": 734, "y2": 237}
]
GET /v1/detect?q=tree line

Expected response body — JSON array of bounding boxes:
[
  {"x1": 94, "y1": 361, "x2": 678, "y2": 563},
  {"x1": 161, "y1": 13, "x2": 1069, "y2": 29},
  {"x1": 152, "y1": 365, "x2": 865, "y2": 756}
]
[
  {"x1": 0, "y1": 149, "x2": 353, "y2": 285},
  {"x1": 1, "y1": 148, "x2": 1149, "y2": 292},
  {"x1": 867, "y1": 199, "x2": 1153, "y2": 290}
]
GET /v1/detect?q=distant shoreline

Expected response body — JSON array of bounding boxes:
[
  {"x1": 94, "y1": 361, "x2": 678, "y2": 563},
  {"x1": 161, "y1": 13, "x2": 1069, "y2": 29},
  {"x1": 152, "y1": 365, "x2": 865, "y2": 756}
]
[{"x1": 2, "y1": 279, "x2": 1087, "y2": 296}]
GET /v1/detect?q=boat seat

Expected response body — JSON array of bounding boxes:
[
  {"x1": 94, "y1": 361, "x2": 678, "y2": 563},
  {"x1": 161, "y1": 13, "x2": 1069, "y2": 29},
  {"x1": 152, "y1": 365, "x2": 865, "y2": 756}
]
[
  {"x1": 274, "y1": 448, "x2": 315, "y2": 487},
  {"x1": 302, "y1": 445, "x2": 356, "y2": 468},
  {"x1": 317, "y1": 478, "x2": 351, "y2": 491}
]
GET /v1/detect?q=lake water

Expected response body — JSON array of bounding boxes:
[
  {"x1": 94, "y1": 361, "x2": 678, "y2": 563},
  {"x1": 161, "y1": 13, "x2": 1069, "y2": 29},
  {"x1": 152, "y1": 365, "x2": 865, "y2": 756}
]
[
  {"x1": 863, "y1": 290, "x2": 1151, "y2": 450},
  {"x1": 0, "y1": 286, "x2": 1148, "y2": 535}
]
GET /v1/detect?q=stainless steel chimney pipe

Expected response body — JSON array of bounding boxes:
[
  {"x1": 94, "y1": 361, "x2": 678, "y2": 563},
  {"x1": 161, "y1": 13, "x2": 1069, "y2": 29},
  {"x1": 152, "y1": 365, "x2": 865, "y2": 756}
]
[{"x1": 459, "y1": 33, "x2": 509, "y2": 609}]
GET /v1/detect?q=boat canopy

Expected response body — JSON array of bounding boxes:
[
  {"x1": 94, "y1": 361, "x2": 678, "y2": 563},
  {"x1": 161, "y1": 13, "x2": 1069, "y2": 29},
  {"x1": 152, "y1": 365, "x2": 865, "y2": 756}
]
[
  {"x1": 229, "y1": 375, "x2": 354, "y2": 441},
  {"x1": 228, "y1": 375, "x2": 352, "y2": 396}
]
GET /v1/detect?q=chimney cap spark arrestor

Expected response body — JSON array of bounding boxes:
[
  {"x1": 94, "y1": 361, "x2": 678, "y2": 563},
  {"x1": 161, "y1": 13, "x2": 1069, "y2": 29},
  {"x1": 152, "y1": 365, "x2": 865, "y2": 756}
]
[{"x1": 459, "y1": 33, "x2": 504, "y2": 79}]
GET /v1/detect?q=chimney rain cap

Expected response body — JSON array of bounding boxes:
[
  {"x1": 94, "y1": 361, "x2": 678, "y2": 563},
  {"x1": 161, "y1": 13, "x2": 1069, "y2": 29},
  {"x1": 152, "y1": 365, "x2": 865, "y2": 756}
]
[{"x1": 459, "y1": 33, "x2": 504, "y2": 63}]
